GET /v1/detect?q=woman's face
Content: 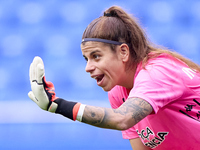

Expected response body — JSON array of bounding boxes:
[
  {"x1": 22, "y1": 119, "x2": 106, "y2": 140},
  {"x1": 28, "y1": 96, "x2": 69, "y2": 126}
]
[{"x1": 81, "y1": 41, "x2": 129, "y2": 91}]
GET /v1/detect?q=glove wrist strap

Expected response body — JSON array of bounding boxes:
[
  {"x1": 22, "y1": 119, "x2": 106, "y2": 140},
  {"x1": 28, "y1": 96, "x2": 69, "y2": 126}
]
[{"x1": 54, "y1": 98, "x2": 81, "y2": 121}]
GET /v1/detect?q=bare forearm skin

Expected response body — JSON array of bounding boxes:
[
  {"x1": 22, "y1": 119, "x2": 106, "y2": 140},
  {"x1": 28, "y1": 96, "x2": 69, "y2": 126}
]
[{"x1": 82, "y1": 97, "x2": 153, "y2": 130}]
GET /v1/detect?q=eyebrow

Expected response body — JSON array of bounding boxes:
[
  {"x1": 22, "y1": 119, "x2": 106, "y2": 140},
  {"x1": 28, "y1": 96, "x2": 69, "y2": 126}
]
[
  {"x1": 83, "y1": 50, "x2": 101, "y2": 58},
  {"x1": 90, "y1": 50, "x2": 101, "y2": 55}
]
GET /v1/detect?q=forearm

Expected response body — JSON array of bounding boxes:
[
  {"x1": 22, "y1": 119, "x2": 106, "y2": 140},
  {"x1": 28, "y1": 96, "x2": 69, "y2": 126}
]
[
  {"x1": 49, "y1": 97, "x2": 152, "y2": 130},
  {"x1": 81, "y1": 97, "x2": 153, "y2": 130},
  {"x1": 81, "y1": 105, "x2": 124, "y2": 130}
]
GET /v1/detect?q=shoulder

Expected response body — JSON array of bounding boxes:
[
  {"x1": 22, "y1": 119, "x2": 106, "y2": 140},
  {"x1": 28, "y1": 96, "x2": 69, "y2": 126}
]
[
  {"x1": 134, "y1": 54, "x2": 186, "y2": 89},
  {"x1": 136, "y1": 53, "x2": 187, "y2": 79},
  {"x1": 146, "y1": 53, "x2": 187, "y2": 69}
]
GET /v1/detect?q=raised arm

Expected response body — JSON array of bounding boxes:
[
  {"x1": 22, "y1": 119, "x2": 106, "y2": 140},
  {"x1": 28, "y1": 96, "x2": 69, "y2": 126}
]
[
  {"x1": 81, "y1": 97, "x2": 153, "y2": 130},
  {"x1": 28, "y1": 56, "x2": 153, "y2": 150},
  {"x1": 28, "y1": 56, "x2": 153, "y2": 130}
]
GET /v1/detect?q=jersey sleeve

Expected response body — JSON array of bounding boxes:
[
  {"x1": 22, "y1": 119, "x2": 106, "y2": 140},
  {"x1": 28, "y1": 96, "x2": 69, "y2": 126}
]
[
  {"x1": 129, "y1": 55, "x2": 185, "y2": 113},
  {"x1": 108, "y1": 86, "x2": 139, "y2": 139}
]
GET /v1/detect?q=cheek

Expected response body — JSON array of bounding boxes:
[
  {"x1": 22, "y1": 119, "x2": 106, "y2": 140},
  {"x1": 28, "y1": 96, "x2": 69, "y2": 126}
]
[
  {"x1": 99, "y1": 54, "x2": 123, "y2": 76},
  {"x1": 104, "y1": 61, "x2": 123, "y2": 78}
]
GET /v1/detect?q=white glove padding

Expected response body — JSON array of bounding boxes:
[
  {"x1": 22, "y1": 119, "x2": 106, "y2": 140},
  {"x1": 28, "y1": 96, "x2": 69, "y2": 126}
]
[{"x1": 28, "y1": 56, "x2": 58, "y2": 113}]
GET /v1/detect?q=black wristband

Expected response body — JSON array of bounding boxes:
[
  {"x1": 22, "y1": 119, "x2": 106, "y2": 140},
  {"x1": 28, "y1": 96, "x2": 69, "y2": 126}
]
[{"x1": 54, "y1": 98, "x2": 77, "y2": 120}]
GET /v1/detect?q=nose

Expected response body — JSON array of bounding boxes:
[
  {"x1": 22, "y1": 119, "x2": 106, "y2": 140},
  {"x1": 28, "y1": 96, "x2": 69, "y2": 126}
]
[{"x1": 85, "y1": 61, "x2": 95, "y2": 73}]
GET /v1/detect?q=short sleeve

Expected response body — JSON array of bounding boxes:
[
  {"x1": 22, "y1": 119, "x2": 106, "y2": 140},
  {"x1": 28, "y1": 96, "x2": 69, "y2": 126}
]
[
  {"x1": 108, "y1": 86, "x2": 140, "y2": 139},
  {"x1": 129, "y1": 56, "x2": 185, "y2": 113}
]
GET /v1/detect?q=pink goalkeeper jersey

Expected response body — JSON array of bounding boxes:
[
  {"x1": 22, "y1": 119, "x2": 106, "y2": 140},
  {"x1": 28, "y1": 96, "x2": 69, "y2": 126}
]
[{"x1": 108, "y1": 53, "x2": 200, "y2": 149}]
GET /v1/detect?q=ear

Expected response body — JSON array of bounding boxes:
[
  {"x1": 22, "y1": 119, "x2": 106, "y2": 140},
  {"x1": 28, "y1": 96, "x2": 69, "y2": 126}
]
[{"x1": 119, "y1": 44, "x2": 130, "y2": 63}]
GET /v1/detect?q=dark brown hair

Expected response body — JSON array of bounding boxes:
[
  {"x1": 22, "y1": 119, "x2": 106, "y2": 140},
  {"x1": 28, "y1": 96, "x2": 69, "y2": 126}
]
[{"x1": 82, "y1": 6, "x2": 200, "y2": 72}]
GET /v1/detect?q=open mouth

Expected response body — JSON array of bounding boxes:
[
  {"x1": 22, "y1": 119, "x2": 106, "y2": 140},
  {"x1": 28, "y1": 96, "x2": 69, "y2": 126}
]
[{"x1": 95, "y1": 74, "x2": 104, "y2": 83}]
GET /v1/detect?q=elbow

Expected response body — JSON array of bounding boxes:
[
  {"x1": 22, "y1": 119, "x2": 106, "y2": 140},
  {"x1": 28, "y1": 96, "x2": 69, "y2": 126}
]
[
  {"x1": 117, "y1": 123, "x2": 133, "y2": 131},
  {"x1": 115, "y1": 117, "x2": 134, "y2": 131}
]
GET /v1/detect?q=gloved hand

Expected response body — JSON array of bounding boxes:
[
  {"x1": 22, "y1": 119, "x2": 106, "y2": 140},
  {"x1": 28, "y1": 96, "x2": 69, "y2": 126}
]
[
  {"x1": 28, "y1": 56, "x2": 82, "y2": 121},
  {"x1": 28, "y1": 56, "x2": 58, "y2": 113}
]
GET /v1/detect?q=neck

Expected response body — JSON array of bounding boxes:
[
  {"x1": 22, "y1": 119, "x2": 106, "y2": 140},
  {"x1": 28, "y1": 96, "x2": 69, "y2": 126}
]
[{"x1": 121, "y1": 65, "x2": 137, "y2": 89}]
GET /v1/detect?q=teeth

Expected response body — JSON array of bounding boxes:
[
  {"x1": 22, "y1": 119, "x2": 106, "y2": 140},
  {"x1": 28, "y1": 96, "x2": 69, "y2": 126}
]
[
  {"x1": 93, "y1": 76, "x2": 100, "y2": 81},
  {"x1": 93, "y1": 76, "x2": 98, "y2": 80},
  {"x1": 92, "y1": 75, "x2": 104, "y2": 82}
]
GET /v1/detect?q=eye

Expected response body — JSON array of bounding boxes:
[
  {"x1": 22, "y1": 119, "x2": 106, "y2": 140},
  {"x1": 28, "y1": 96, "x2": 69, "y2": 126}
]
[{"x1": 93, "y1": 54, "x2": 100, "y2": 60}]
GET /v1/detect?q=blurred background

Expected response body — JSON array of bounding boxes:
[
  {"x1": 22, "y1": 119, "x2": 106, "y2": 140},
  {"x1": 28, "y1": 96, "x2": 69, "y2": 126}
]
[{"x1": 0, "y1": 0, "x2": 200, "y2": 149}]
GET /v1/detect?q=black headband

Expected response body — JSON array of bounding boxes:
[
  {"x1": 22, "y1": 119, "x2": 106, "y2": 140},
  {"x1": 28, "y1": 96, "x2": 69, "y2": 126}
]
[{"x1": 82, "y1": 38, "x2": 125, "y2": 45}]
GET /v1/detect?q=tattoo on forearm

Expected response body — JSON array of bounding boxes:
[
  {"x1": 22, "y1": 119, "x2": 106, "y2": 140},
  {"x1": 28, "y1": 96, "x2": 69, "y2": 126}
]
[
  {"x1": 114, "y1": 98, "x2": 152, "y2": 123},
  {"x1": 82, "y1": 97, "x2": 153, "y2": 129},
  {"x1": 82, "y1": 106, "x2": 105, "y2": 125},
  {"x1": 130, "y1": 98, "x2": 152, "y2": 124}
]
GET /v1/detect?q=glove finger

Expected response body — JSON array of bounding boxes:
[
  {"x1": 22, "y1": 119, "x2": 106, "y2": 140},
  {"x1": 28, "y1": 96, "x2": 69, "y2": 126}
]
[
  {"x1": 33, "y1": 56, "x2": 44, "y2": 66},
  {"x1": 30, "y1": 56, "x2": 41, "y2": 83},
  {"x1": 30, "y1": 56, "x2": 45, "y2": 84},
  {"x1": 34, "y1": 56, "x2": 45, "y2": 83},
  {"x1": 37, "y1": 63, "x2": 45, "y2": 83},
  {"x1": 28, "y1": 91, "x2": 38, "y2": 104},
  {"x1": 30, "y1": 57, "x2": 39, "y2": 80}
]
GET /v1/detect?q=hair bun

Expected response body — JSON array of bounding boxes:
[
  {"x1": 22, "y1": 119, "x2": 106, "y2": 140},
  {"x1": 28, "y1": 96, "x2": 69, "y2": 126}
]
[{"x1": 104, "y1": 12, "x2": 112, "y2": 17}]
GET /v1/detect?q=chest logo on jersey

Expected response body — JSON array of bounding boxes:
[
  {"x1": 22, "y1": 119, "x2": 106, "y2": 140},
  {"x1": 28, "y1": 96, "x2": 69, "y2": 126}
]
[
  {"x1": 136, "y1": 127, "x2": 169, "y2": 149},
  {"x1": 179, "y1": 99, "x2": 200, "y2": 122}
]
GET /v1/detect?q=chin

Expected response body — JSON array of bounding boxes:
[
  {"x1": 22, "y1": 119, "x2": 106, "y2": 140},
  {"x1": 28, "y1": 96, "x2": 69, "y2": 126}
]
[
  {"x1": 102, "y1": 88, "x2": 110, "y2": 92},
  {"x1": 101, "y1": 85, "x2": 114, "y2": 92}
]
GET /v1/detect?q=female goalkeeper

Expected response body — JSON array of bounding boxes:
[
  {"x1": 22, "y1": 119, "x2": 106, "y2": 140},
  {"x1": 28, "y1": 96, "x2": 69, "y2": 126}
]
[{"x1": 28, "y1": 6, "x2": 200, "y2": 150}]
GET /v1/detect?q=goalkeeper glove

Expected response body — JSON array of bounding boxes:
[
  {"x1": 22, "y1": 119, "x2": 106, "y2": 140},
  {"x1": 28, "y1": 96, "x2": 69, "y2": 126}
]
[{"x1": 28, "y1": 56, "x2": 82, "y2": 121}]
